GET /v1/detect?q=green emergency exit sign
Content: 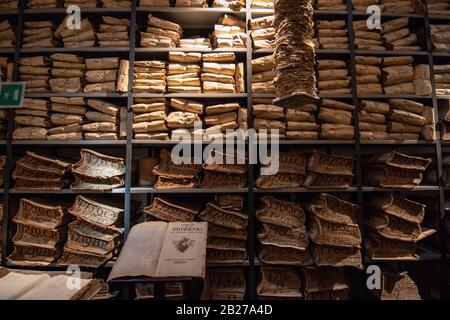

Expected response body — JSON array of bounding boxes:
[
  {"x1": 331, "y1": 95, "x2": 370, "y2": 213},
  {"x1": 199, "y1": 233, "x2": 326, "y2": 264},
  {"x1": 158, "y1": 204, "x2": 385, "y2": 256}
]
[{"x1": 0, "y1": 82, "x2": 25, "y2": 108}]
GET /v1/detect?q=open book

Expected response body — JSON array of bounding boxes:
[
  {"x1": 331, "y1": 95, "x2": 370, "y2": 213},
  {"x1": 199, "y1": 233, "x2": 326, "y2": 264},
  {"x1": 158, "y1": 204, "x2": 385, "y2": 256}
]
[{"x1": 108, "y1": 221, "x2": 207, "y2": 281}]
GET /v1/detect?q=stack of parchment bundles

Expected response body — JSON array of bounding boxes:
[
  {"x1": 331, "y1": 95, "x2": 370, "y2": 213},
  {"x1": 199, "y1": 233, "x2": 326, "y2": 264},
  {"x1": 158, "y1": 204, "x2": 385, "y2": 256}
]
[
  {"x1": 382, "y1": 18, "x2": 420, "y2": 51},
  {"x1": 253, "y1": 103, "x2": 286, "y2": 138},
  {"x1": 202, "y1": 268, "x2": 246, "y2": 300},
  {"x1": 70, "y1": 149, "x2": 126, "y2": 191},
  {"x1": 49, "y1": 53, "x2": 84, "y2": 93},
  {"x1": 355, "y1": 55, "x2": 383, "y2": 94},
  {"x1": 48, "y1": 97, "x2": 85, "y2": 141},
  {"x1": 251, "y1": 0, "x2": 273, "y2": 8},
  {"x1": 0, "y1": 56, "x2": 13, "y2": 82},
  {"x1": 252, "y1": 55, "x2": 275, "y2": 94},
  {"x1": 167, "y1": 97, "x2": 203, "y2": 139},
  {"x1": 203, "y1": 102, "x2": 244, "y2": 138},
  {"x1": 377, "y1": 268, "x2": 421, "y2": 300},
  {"x1": 141, "y1": 15, "x2": 182, "y2": 48},
  {"x1": 12, "y1": 151, "x2": 71, "y2": 190},
  {"x1": 135, "y1": 283, "x2": 183, "y2": 300},
  {"x1": 175, "y1": 0, "x2": 207, "y2": 6},
  {"x1": 363, "y1": 150, "x2": 431, "y2": 188},
  {"x1": 96, "y1": 16, "x2": 130, "y2": 47},
  {"x1": 315, "y1": 20, "x2": 348, "y2": 50},
  {"x1": 382, "y1": 56, "x2": 415, "y2": 94},
  {"x1": 256, "y1": 196, "x2": 311, "y2": 265},
  {"x1": 26, "y1": 0, "x2": 58, "y2": 8},
  {"x1": 352, "y1": 0, "x2": 379, "y2": 11},
  {"x1": 13, "y1": 98, "x2": 51, "y2": 140},
  {"x1": 200, "y1": 150, "x2": 247, "y2": 188},
  {"x1": 304, "y1": 151, "x2": 354, "y2": 188},
  {"x1": 359, "y1": 100, "x2": 390, "y2": 140},
  {"x1": 152, "y1": 149, "x2": 202, "y2": 189},
  {"x1": 59, "y1": 195, "x2": 124, "y2": 268},
  {"x1": 353, "y1": 19, "x2": 385, "y2": 51},
  {"x1": 430, "y1": 24, "x2": 450, "y2": 52},
  {"x1": 134, "y1": 60, "x2": 166, "y2": 93},
  {"x1": 168, "y1": 52, "x2": 201, "y2": 93},
  {"x1": 212, "y1": 14, "x2": 246, "y2": 49},
  {"x1": 318, "y1": 99, "x2": 354, "y2": 140},
  {"x1": 433, "y1": 64, "x2": 450, "y2": 95},
  {"x1": 179, "y1": 36, "x2": 211, "y2": 50},
  {"x1": 365, "y1": 193, "x2": 427, "y2": 260},
  {"x1": 250, "y1": 15, "x2": 274, "y2": 50},
  {"x1": 63, "y1": 0, "x2": 97, "y2": 7},
  {"x1": 84, "y1": 57, "x2": 120, "y2": 93},
  {"x1": 212, "y1": 0, "x2": 245, "y2": 10},
  {"x1": 8, "y1": 198, "x2": 70, "y2": 266},
  {"x1": 387, "y1": 99, "x2": 434, "y2": 140},
  {"x1": 317, "y1": 59, "x2": 351, "y2": 94},
  {"x1": 202, "y1": 52, "x2": 244, "y2": 93},
  {"x1": 256, "y1": 152, "x2": 308, "y2": 188},
  {"x1": 199, "y1": 195, "x2": 248, "y2": 264},
  {"x1": 306, "y1": 193, "x2": 362, "y2": 269},
  {"x1": 18, "y1": 56, "x2": 51, "y2": 93},
  {"x1": 302, "y1": 267, "x2": 350, "y2": 300},
  {"x1": 22, "y1": 20, "x2": 55, "y2": 48},
  {"x1": 273, "y1": 0, "x2": 317, "y2": 100},
  {"x1": 139, "y1": 0, "x2": 170, "y2": 5},
  {"x1": 438, "y1": 101, "x2": 450, "y2": 140},
  {"x1": 257, "y1": 267, "x2": 302, "y2": 300},
  {"x1": 83, "y1": 98, "x2": 121, "y2": 140},
  {"x1": 0, "y1": 20, "x2": 15, "y2": 48},
  {"x1": 315, "y1": 0, "x2": 346, "y2": 10},
  {"x1": 143, "y1": 196, "x2": 202, "y2": 222},
  {"x1": 100, "y1": 0, "x2": 131, "y2": 7},
  {"x1": 55, "y1": 17, "x2": 95, "y2": 48},
  {"x1": 132, "y1": 98, "x2": 169, "y2": 140},
  {"x1": 0, "y1": 0, "x2": 18, "y2": 8},
  {"x1": 427, "y1": 0, "x2": 450, "y2": 15},
  {"x1": 381, "y1": 0, "x2": 420, "y2": 13}
]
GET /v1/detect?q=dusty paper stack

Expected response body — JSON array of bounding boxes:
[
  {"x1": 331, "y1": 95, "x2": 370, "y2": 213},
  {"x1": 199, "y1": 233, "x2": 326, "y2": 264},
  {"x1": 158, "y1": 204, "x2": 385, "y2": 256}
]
[
  {"x1": 84, "y1": 57, "x2": 122, "y2": 93},
  {"x1": 22, "y1": 20, "x2": 56, "y2": 48},
  {"x1": 152, "y1": 149, "x2": 202, "y2": 189},
  {"x1": 252, "y1": 103, "x2": 286, "y2": 139},
  {"x1": 140, "y1": 0, "x2": 171, "y2": 6},
  {"x1": 135, "y1": 283, "x2": 183, "y2": 300},
  {"x1": 430, "y1": 24, "x2": 450, "y2": 52},
  {"x1": 302, "y1": 268, "x2": 350, "y2": 300},
  {"x1": 252, "y1": 55, "x2": 275, "y2": 94},
  {"x1": 13, "y1": 99, "x2": 51, "y2": 140},
  {"x1": 141, "y1": 15, "x2": 183, "y2": 48},
  {"x1": 143, "y1": 196, "x2": 202, "y2": 222},
  {"x1": 200, "y1": 150, "x2": 247, "y2": 188},
  {"x1": 212, "y1": 0, "x2": 245, "y2": 10},
  {"x1": 353, "y1": 19, "x2": 385, "y2": 51},
  {"x1": 362, "y1": 150, "x2": 431, "y2": 189},
  {"x1": 100, "y1": 0, "x2": 132, "y2": 7},
  {"x1": 318, "y1": 99, "x2": 354, "y2": 140},
  {"x1": 179, "y1": 37, "x2": 211, "y2": 49},
  {"x1": 438, "y1": 101, "x2": 450, "y2": 140},
  {"x1": 365, "y1": 193, "x2": 428, "y2": 261},
  {"x1": 202, "y1": 52, "x2": 245, "y2": 93},
  {"x1": 12, "y1": 151, "x2": 71, "y2": 190},
  {"x1": 273, "y1": 0, "x2": 317, "y2": 99},
  {"x1": 55, "y1": 17, "x2": 95, "y2": 48},
  {"x1": 355, "y1": 55, "x2": 382, "y2": 94},
  {"x1": 175, "y1": 0, "x2": 207, "y2": 6},
  {"x1": 381, "y1": 56, "x2": 415, "y2": 95},
  {"x1": 97, "y1": 16, "x2": 130, "y2": 47},
  {"x1": 167, "y1": 97, "x2": 203, "y2": 139},
  {"x1": 317, "y1": 59, "x2": 351, "y2": 94},
  {"x1": 212, "y1": 14, "x2": 246, "y2": 49},
  {"x1": 84, "y1": 98, "x2": 122, "y2": 140},
  {"x1": 0, "y1": 0, "x2": 18, "y2": 8},
  {"x1": 381, "y1": 0, "x2": 419, "y2": 14},
  {"x1": 256, "y1": 152, "x2": 308, "y2": 188},
  {"x1": 70, "y1": 149, "x2": 126, "y2": 191},
  {"x1": 132, "y1": 98, "x2": 169, "y2": 140},
  {"x1": 257, "y1": 267, "x2": 302, "y2": 300},
  {"x1": 202, "y1": 268, "x2": 246, "y2": 300},
  {"x1": 352, "y1": 0, "x2": 379, "y2": 11},
  {"x1": 378, "y1": 269, "x2": 421, "y2": 300},
  {"x1": 203, "y1": 101, "x2": 244, "y2": 138},
  {"x1": 134, "y1": 60, "x2": 166, "y2": 93},
  {"x1": 256, "y1": 196, "x2": 310, "y2": 266},
  {"x1": 306, "y1": 193, "x2": 362, "y2": 269},
  {"x1": 251, "y1": 0, "x2": 272, "y2": 8},
  {"x1": 59, "y1": 195, "x2": 124, "y2": 268},
  {"x1": 64, "y1": 0, "x2": 97, "y2": 7},
  {"x1": 382, "y1": 17, "x2": 420, "y2": 51},
  {"x1": 199, "y1": 195, "x2": 248, "y2": 264},
  {"x1": 26, "y1": 0, "x2": 58, "y2": 8},
  {"x1": 304, "y1": 151, "x2": 355, "y2": 189},
  {"x1": 18, "y1": 56, "x2": 51, "y2": 93},
  {"x1": 358, "y1": 100, "x2": 390, "y2": 140},
  {"x1": 427, "y1": 0, "x2": 450, "y2": 15},
  {"x1": 168, "y1": 52, "x2": 201, "y2": 93},
  {"x1": 7, "y1": 198, "x2": 71, "y2": 266},
  {"x1": 433, "y1": 64, "x2": 450, "y2": 95},
  {"x1": 250, "y1": 15, "x2": 274, "y2": 50},
  {"x1": 49, "y1": 53, "x2": 84, "y2": 93},
  {"x1": 315, "y1": 20, "x2": 348, "y2": 50},
  {"x1": 315, "y1": 0, "x2": 346, "y2": 10},
  {"x1": 0, "y1": 20, "x2": 15, "y2": 48},
  {"x1": 48, "y1": 97, "x2": 85, "y2": 141}
]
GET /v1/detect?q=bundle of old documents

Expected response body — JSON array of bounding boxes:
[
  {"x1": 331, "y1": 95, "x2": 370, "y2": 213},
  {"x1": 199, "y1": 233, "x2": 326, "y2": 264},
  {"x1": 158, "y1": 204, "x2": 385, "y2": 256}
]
[
  {"x1": 251, "y1": 55, "x2": 275, "y2": 94},
  {"x1": 96, "y1": 16, "x2": 130, "y2": 47},
  {"x1": 132, "y1": 97, "x2": 169, "y2": 140},
  {"x1": 381, "y1": 17, "x2": 420, "y2": 51},
  {"x1": 257, "y1": 267, "x2": 302, "y2": 299},
  {"x1": 0, "y1": 20, "x2": 15, "y2": 48},
  {"x1": 317, "y1": 59, "x2": 351, "y2": 94},
  {"x1": 302, "y1": 267, "x2": 350, "y2": 300},
  {"x1": 168, "y1": 52, "x2": 202, "y2": 93},
  {"x1": 55, "y1": 17, "x2": 95, "y2": 48},
  {"x1": 433, "y1": 64, "x2": 450, "y2": 95},
  {"x1": 317, "y1": 99, "x2": 354, "y2": 140},
  {"x1": 201, "y1": 150, "x2": 247, "y2": 188},
  {"x1": 19, "y1": 56, "x2": 51, "y2": 93},
  {"x1": 315, "y1": 0, "x2": 346, "y2": 10},
  {"x1": 353, "y1": 19, "x2": 384, "y2": 51},
  {"x1": 251, "y1": 0, "x2": 272, "y2": 8},
  {"x1": 134, "y1": 60, "x2": 166, "y2": 93},
  {"x1": 377, "y1": 268, "x2": 422, "y2": 300},
  {"x1": 135, "y1": 282, "x2": 184, "y2": 300},
  {"x1": 212, "y1": 14, "x2": 246, "y2": 49},
  {"x1": 427, "y1": 0, "x2": 450, "y2": 15},
  {"x1": 202, "y1": 268, "x2": 246, "y2": 300},
  {"x1": 141, "y1": 15, "x2": 183, "y2": 48},
  {"x1": 22, "y1": 20, "x2": 56, "y2": 48},
  {"x1": 250, "y1": 15, "x2": 274, "y2": 50},
  {"x1": 315, "y1": 20, "x2": 348, "y2": 50},
  {"x1": 84, "y1": 57, "x2": 121, "y2": 93},
  {"x1": 49, "y1": 54, "x2": 84, "y2": 93}
]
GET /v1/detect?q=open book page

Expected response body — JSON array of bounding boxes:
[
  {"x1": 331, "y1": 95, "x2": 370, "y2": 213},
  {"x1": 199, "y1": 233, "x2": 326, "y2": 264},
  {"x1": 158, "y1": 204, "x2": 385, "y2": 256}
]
[
  {"x1": 17, "y1": 275, "x2": 92, "y2": 300},
  {"x1": 155, "y1": 222, "x2": 207, "y2": 278},
  {"x1": 107, "y1": 221, "x2": 168, "y2": 281},
  {"x1": 0, "y1": 271, "x2": 51, "y2": 300}
]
